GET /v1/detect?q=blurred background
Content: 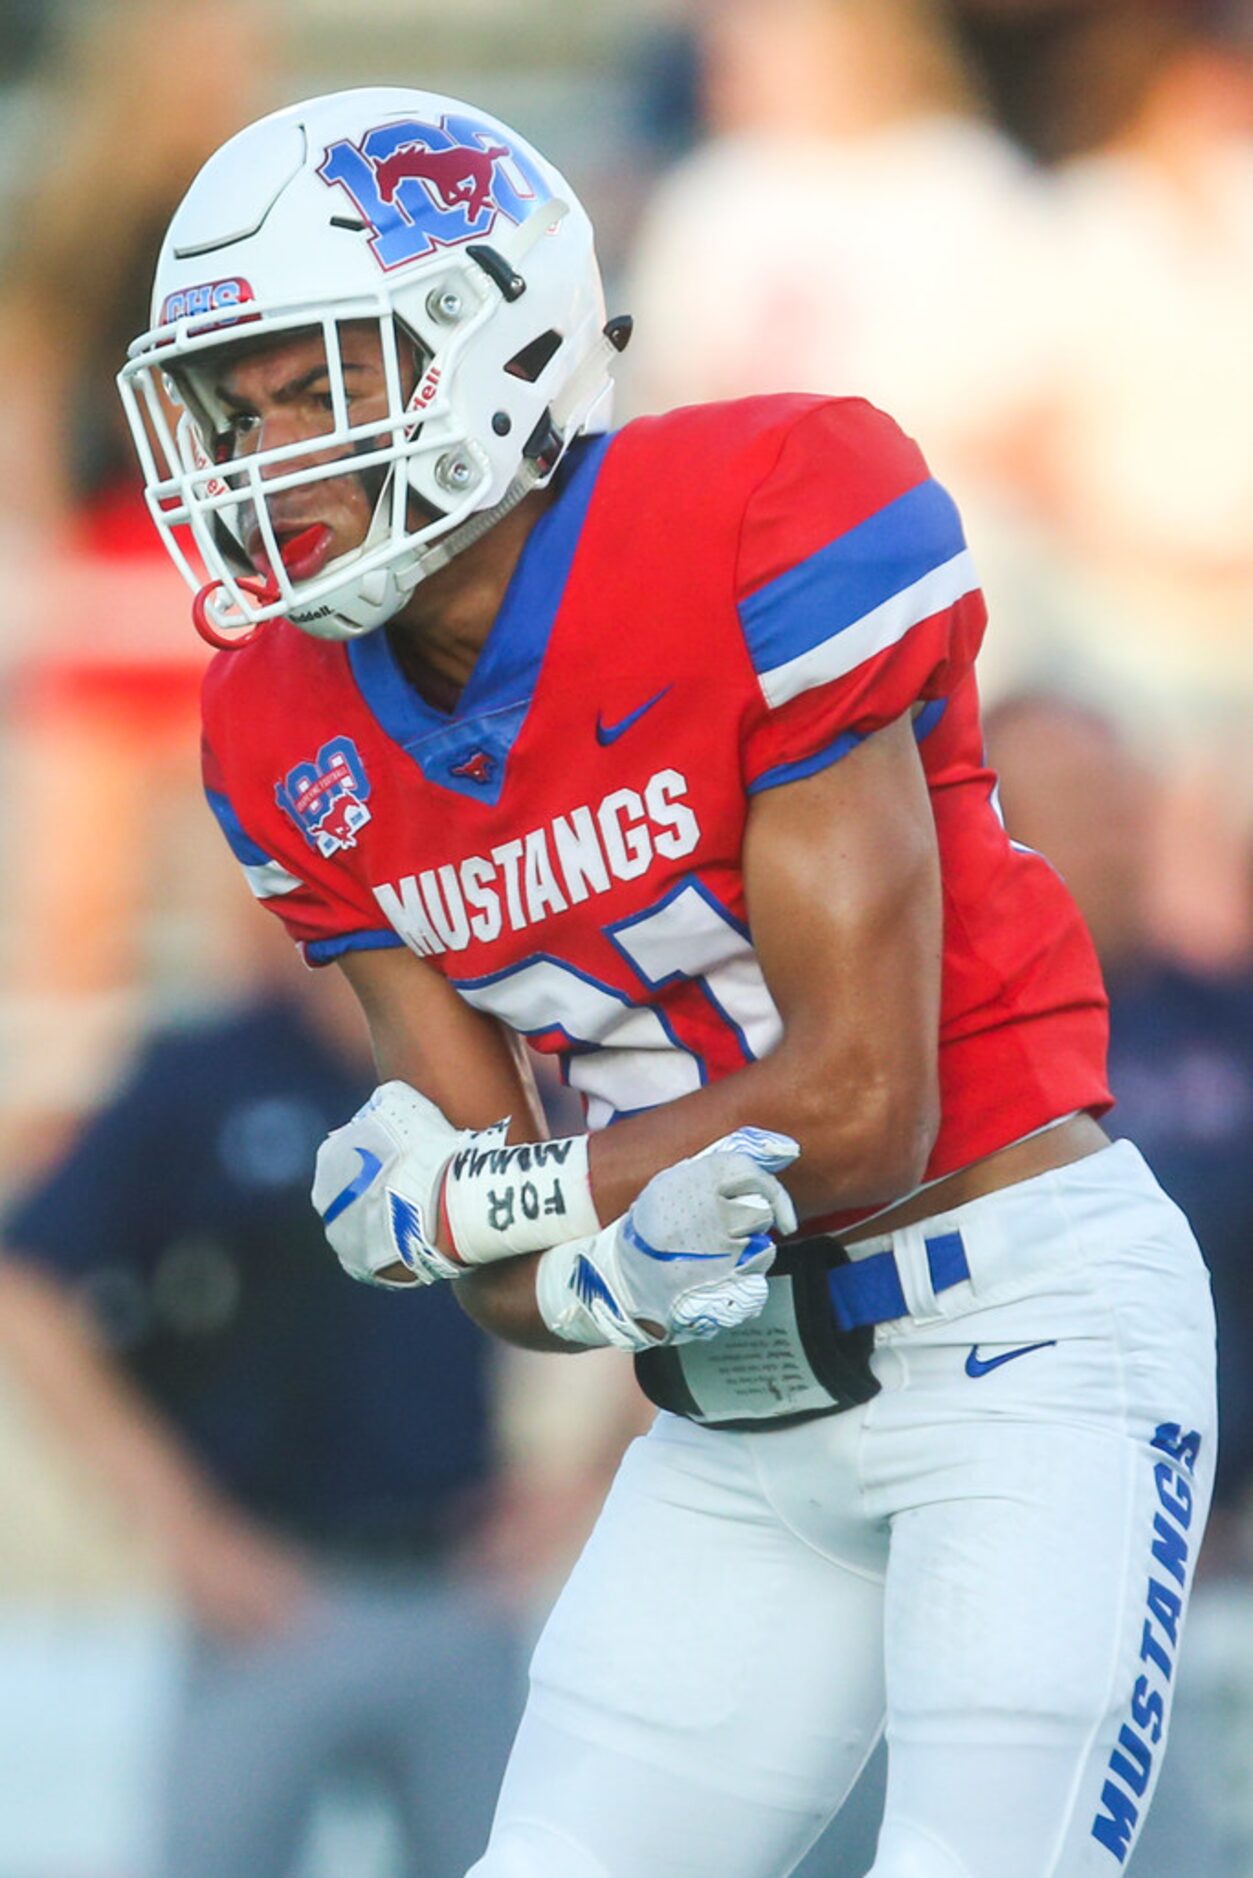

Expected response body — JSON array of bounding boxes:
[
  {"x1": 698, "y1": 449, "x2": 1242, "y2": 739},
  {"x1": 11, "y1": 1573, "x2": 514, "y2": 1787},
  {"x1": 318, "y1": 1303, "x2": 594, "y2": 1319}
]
[{"x1": 0, "y1": 0, "x2": 1250, "y2": 1872}]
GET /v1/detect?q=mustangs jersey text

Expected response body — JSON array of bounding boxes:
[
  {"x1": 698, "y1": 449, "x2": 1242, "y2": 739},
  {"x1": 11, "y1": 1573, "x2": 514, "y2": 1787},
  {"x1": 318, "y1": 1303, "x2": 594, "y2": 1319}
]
[{"x1": 202, "y1": 395, "x2": 1111, "y2": 1224}]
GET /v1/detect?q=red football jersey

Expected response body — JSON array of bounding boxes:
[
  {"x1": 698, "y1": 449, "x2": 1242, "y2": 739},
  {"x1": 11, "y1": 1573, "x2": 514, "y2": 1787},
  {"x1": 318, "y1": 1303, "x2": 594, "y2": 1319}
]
[{"x1": 202, "y1": 396, "x2": 1111, "y2": 1225}]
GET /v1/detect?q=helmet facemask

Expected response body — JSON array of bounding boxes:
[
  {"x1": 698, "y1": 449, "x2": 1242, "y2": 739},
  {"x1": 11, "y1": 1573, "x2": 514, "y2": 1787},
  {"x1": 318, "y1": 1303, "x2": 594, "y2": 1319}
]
[
  {"x1": 174, "y1": 314, "x2": 440, "y2": 622},
  {"x1": 120, "y1": 283, "x2": 498, "y2": 645}
]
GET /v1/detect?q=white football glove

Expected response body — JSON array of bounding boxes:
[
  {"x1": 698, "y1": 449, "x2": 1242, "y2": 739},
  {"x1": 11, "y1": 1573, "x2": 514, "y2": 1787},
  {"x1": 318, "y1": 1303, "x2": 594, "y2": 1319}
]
[
  {"x1": 312, "y1": 1082, "x2": 503, "y2": 1287},
  {"x1": 536, "y1": 1127, "x2": 799, "y2": 1353},
  {"x1": 313, "y1": 1081, "x2": 603, "y2": 1288}
]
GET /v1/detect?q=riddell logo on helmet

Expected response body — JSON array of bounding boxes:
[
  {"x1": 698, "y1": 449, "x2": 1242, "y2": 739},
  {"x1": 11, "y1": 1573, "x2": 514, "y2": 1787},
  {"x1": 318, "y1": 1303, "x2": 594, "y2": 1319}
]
[
  {"x1": 160, "y1": 277, "x2": 255, "y2": 327},
  {"x1": 187, "y1": 429, "x2": 228, "y2": 499},
  {"x1": 411, "y1": 364, "x2": 442, "y2": 411},
  {"x1": 317, "y1": 114, "x2": 551, "y2": 270}
]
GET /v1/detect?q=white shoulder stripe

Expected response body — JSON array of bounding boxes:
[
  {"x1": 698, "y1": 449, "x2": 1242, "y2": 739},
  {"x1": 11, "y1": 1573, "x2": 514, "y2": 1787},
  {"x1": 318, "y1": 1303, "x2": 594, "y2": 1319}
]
[
  {"x1": 242, "y1": 858, "x2": 304, "y2": 900},
  {"x1": 757, "y1": 548, "x2": 979, "y2": 710}
]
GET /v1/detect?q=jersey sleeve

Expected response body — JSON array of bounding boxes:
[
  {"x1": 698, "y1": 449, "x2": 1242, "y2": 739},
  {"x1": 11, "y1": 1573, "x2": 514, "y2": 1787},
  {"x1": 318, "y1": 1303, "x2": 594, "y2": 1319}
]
[
  {"x1": 734, "y1": 400, "x2": 988, "y2": 792},
  {"x1": 201, "y1": 727, "x2": 401, "y2": 965}
]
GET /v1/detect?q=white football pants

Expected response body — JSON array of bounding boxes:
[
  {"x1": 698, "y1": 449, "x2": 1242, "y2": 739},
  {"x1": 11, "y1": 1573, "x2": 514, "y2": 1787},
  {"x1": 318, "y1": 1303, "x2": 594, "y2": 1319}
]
[{"x1": 468, "y1": 1142, "x2": 1217, "y2": 1878}]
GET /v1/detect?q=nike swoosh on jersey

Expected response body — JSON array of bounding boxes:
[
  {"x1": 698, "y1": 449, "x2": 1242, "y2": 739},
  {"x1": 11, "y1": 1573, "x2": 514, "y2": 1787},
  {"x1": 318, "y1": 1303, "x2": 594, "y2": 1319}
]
[
  {"x1": 965, "y1": 1340, "x2": 1057, "y2": 1378},
  {"x1": 595, "y1": 686, "x2": 671, "y2": 745},
  {"x1": 321, "y1": 1148, "x2": 383, "y2": 1225}
]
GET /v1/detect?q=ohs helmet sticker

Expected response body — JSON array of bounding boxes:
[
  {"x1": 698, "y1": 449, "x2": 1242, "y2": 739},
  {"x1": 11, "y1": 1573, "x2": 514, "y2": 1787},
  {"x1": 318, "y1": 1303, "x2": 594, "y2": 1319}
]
[
  {"x1": 159, "y1": 277, "x2": 256, "y2": 328},
  {"x1": 317, "y1": 113, "x2": 550, "y2": 270}
]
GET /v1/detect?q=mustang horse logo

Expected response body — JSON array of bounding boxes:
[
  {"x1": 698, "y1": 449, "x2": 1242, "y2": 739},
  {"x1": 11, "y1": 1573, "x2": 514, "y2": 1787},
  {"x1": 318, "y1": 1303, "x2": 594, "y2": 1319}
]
[
  {"x1": 449, "y1": 749, "x2": 495, "y2": 786},
  {"x1": 276, "y1": 736, "x2": 372, "y2": 858},
  {"x1": 318, "y1": 114, "x2": 549, "y2": 270},
  {"x1": 374, "y1": 142, "x2": 510, "y2": 222}
]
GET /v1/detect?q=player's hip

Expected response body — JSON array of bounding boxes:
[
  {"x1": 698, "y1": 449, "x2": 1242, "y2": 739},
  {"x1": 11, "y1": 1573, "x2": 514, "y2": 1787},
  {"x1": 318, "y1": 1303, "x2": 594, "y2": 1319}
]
[
  {"x1": 841, "y1": 1107, "x2": 1112, "y2": 1246},
  {"x1": 747, "y1": 1140, "x2": 1214, "y2": 1529},
  {"x1": 641, "y1": 1138, "x2": 1214, "y2": 1438},
  {"x1": 851, "y1": 1130, "x2": 1201, "y2": 1296},
  {"x1": 652, "y1": 1141, "x2": 1215, "y2": 1542},
  {"x1": 860, "y1": 1134, "x2": 1216, "y2": 1386}
]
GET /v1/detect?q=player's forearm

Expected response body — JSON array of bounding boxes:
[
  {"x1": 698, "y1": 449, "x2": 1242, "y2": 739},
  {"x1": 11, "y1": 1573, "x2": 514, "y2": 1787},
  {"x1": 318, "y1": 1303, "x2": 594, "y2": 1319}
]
[
  {"x1": 454, "y1": 1253, "x2": 574, "y2": 1352},
  {"x1": 587, "y1": 1042, "x2": 939, "y2": 1230},
  {"x1": 453, "y1": 1130, "x2": 794, "y2": 1355},
  {"x1": 603, "y1": 710, "x2": 942, "y2": 1232},
  {"x1": 446, "y1": 1035, "x2": 937, "y2": 1293}
]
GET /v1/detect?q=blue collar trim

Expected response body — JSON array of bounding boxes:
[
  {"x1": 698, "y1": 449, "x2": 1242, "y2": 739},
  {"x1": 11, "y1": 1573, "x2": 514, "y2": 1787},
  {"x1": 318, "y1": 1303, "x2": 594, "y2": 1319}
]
[{"x1": 347, "y1": 433, "x2": 612, "y2": 804}]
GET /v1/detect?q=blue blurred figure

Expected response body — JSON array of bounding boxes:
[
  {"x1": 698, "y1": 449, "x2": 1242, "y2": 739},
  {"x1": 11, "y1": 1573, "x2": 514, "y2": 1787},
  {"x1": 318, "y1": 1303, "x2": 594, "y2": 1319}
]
[{"x1": 0, "y1": 955, "x2": 526, "y2": 1877}]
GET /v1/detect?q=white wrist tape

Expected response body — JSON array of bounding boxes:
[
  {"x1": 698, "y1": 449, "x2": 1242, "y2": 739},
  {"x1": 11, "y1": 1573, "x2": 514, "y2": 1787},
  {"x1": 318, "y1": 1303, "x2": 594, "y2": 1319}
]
[{"x1": 442, "y1": 1134, "x2": 600, "y2": 1266}]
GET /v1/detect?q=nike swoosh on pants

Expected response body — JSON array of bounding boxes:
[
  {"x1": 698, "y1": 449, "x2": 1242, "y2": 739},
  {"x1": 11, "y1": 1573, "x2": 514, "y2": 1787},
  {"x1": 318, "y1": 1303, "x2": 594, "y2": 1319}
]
[{"x1": 965, "y1": 1340, "x2": 1057, "y2": 1378}]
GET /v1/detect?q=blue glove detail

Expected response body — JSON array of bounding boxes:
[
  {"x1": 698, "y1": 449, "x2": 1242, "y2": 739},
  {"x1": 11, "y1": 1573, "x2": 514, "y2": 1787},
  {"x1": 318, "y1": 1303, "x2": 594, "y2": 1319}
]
[
  {"x1": 320, "y1": 1147, "x2": 383, "y2": 1227},
  {"x1": 536, "y1": 1129, "x2": 800, "y2": 1351}
]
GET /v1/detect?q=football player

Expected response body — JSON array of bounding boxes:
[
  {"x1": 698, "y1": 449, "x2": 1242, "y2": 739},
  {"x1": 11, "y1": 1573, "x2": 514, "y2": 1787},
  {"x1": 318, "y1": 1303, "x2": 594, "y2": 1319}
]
[{"x1": 119, "y1": 88, "x2": 1217, "y2": 1878}]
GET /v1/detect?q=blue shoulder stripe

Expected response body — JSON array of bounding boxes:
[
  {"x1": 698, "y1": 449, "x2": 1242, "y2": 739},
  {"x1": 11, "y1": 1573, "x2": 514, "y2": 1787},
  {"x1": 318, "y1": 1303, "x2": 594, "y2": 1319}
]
[
  {"x1": 738, "y1": 478, "x2": 967, "y2": 677},
  {"x1": 205, "y1": 786, "x2": 272, "y2": 867}
]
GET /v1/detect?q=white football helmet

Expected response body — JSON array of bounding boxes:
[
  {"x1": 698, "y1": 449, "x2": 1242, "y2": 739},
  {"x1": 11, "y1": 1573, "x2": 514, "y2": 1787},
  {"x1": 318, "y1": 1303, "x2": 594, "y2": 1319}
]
[{"x1": 118, "y1": 87, "x2": 625, "y2": 646}]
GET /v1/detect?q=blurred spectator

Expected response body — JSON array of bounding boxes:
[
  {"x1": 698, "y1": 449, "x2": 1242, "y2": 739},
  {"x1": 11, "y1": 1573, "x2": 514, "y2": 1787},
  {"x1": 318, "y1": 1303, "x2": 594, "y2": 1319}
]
[
  {"x1": 986, "y1": 692, "x2": 1253, "y2": 1517},
  {"x1": 986, "y1": 689, "x2": 1253, "y2": 1876},
  {"x1": 0, "y1": 0, "x2": 275, "y2": 545},
  {"x1": 0, "y1": 0, "x2": 283, "y2": 1174},
  {"x1": 622, "y1": 0, "x2": 1047, "y2": 495},
  {"x1": 0, "y1": 950, "x2": 534, "y2": 1878},
  {"x1": 624, "y1": 0, "x2": 1253, "y2": 976},
  {"x1": 0, "y1": 0, "x2": 61, "y2": 97},
  {"x1": 947, "y1": 1, "x2": 1253, "y2": 158},
  {"x1": 944, "y1": 0, "x2": 1219, "y2": 163},
  {"x1": 944, "y1": 0, "x2": 1097, "y2": 163},
  {"x1": 1028, "y1": 1, "x2": 1253, "y2": 645},
  {"x1": 980, "y1": 1, "x2": 1253, "y2": 963}
]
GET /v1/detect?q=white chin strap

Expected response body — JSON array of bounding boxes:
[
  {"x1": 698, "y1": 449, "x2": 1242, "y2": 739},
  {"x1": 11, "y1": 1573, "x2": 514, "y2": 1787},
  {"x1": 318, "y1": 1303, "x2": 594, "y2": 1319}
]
[
  {"x1": 281, "y1": 478, "x2": 539, "y2": 644},
  {"x1": 412, "y1": 325, "x2": 624, "y2": 581}
]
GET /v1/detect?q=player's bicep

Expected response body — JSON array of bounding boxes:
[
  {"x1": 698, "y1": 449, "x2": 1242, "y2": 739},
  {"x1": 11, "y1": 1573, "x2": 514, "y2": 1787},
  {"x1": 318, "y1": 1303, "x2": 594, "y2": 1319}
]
[
  {"x1": 336, "y1": 944, "x2": 546, "y2": 1138},
  {"x1": 742, "y1": 711, "x2": 942, "y2": 1161}
]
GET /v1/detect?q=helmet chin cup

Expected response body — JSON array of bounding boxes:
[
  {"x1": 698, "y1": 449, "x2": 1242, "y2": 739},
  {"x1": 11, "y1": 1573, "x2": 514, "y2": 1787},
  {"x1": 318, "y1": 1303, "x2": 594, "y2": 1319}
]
[{"x1": 192, "y1": 576, "x2": 276, "y2": 650}]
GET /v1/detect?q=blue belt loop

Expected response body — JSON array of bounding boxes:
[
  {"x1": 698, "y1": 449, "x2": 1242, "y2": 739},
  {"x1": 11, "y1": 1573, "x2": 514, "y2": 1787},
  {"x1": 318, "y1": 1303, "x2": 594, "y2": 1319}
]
[
  {"x1": 828, "y1": 1228, "x2": 971, "y2": 1331},
  {"x1": 925, "y1": 1230, "x2": 970, "y2": 1293}
]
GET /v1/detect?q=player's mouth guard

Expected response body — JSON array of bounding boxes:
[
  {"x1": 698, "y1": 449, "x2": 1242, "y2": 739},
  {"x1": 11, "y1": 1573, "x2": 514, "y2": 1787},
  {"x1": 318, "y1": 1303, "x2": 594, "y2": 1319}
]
[{"x1": 192, "y1": 523, "x2": 336, "y2": 648}]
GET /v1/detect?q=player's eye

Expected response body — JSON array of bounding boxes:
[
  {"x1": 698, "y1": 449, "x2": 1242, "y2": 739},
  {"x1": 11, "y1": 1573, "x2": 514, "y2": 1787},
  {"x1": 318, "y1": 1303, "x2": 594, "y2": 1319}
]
[
  {"x1": 222, "y1": 409, "x2": 261, "y2": 445},
  {"x1": 312, "y1": 389, "x2": 359, "y2": 418}
]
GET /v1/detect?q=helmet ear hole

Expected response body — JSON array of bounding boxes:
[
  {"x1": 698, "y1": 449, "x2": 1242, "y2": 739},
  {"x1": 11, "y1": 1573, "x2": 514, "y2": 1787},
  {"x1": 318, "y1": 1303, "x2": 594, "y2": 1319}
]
[{"x1": 504, "y1": 330, "x2": 562, "y2": 383}]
